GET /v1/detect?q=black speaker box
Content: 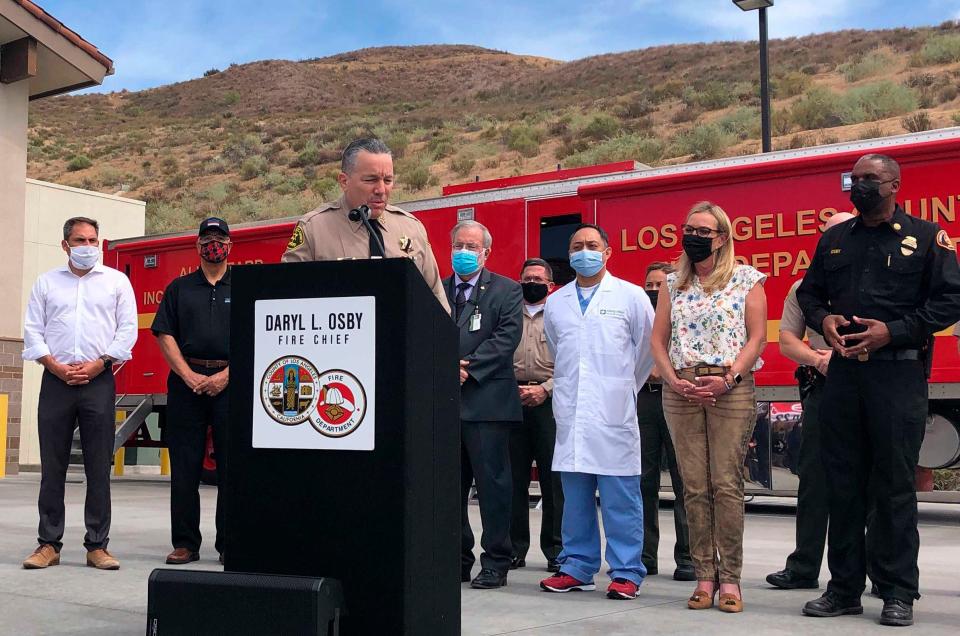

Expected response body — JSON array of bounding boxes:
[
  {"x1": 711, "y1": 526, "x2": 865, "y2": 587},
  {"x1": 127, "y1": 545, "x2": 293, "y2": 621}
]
[{"x1": 146, "y1": 569, "x2": 344, "y2": 635}]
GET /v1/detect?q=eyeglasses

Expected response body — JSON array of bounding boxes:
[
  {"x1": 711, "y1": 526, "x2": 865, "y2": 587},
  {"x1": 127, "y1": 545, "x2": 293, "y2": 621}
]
[
  {"x1": 681, "y1": 224, "x2": 722, "y2": 238},
  {"x1": 849, "y1": 176, "x2": 895, "y2": 186},
  {"x1": 453, "y1": 242, "x2": 483, "y2": 252}
]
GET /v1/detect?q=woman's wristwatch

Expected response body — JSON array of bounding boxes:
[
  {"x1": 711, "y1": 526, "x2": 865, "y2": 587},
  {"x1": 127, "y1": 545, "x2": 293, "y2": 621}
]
[{"x1": 723, "y1": 372, "x2": 743, "y2": 391}]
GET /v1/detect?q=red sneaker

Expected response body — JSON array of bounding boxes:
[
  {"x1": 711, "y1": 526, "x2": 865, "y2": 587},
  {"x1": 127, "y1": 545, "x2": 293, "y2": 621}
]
[
  {"x1": 607, "y1": 578, "x2": 640, "y2": 599},
  {"x1": 540, "y1": 573, "x2": 596, "y2": 593}
]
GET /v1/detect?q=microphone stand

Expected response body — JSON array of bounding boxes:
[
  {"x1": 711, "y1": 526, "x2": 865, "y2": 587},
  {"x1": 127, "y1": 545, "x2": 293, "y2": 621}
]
[{"x1": 348, "y1": 204, "x2": 386, "y2": 257}]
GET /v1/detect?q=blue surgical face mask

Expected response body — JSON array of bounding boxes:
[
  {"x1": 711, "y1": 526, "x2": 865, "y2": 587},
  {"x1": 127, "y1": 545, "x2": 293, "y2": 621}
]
[
  {"x1": 569, "y1": 249, "x2": 604, "y2": 277},
  {"x1": 451, "y1": 249, "x2": 481, "y2": 276}
]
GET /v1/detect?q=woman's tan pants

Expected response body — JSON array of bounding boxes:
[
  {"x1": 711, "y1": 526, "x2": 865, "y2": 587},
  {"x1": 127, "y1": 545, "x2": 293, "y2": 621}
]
[{"x1": 662, "y1": 370, "x2": 756, "y2": 584}]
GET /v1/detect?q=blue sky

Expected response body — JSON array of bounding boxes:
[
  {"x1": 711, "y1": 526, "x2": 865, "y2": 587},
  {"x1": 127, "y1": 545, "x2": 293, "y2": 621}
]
[{"x1": 36, "y1": 0, "x2": 960, "y2": 92}]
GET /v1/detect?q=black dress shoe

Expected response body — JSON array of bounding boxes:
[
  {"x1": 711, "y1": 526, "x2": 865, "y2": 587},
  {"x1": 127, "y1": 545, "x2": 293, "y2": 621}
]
[
  {"x1": 879, "y1": 599, "x2": 913, "y2": 626},
  {"x1": 470, "y1": 568, "x2": 507, "y2": 589},
  {"x1": 802, "y1": 592, "x2": 864, "y2": 617},
  {"x1": 546, "y1": 559, "x2": 560, "y2": 573},
  {"x1": 642, "y1": 562, "x2": 658, "y2": 576},
  {"x1": 767, "y1": 568, "x2": 819, "y2": 590},
  {"x1": 509, "y1": 556, "x2": 526, "y2": 570},
  {"x1": 673, "y1": 564, "x2": 696, "y2": 581}
]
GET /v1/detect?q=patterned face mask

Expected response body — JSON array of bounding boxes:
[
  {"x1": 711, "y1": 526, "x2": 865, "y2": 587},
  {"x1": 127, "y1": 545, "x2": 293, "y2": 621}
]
[{"x1": 200, "y1": 240, "x2": 228, "y2": 263}]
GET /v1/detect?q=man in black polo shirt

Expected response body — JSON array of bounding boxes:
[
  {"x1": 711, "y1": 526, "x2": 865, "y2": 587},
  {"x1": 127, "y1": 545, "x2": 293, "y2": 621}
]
[{"x1": 152, "y1": 217, "x2": 233, "y2": 565}]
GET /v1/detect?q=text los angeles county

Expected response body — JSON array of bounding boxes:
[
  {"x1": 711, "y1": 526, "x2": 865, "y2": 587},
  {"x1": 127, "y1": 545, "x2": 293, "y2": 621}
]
[{"x1": 265, "y1": 312, "x2": 363, "y2": 346}]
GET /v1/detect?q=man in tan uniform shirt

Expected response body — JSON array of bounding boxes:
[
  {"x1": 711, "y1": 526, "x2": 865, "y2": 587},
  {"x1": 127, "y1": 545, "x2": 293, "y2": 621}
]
[
  {"x1": 509, "y1": 258, "x2": 563, "y2": 572},
  {"x1": 281, "y1": 137, "x2": 450, "y2": 313}
]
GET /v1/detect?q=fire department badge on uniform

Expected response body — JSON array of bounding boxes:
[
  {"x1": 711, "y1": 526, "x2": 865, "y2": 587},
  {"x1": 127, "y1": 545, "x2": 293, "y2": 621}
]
[
  {"x1": 309, "y1": 370, "x2": 367, "y2": 437},
  {"x1": 287, "y1": 224, "x2": 305, "y2": 250},
  {"x1": 399, "y1": 235, "x2": 413, "y2": 253},
  {"x1": 260, "y1": 356, "x2": 321, "y2": 425}
]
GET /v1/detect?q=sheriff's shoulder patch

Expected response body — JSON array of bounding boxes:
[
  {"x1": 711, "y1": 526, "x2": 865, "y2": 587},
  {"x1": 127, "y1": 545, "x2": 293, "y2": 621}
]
[
  {"x1": 287, "y1": 224, "x2": 305, "y2": 250},
  {"x1": 937, "y1": 230, "x2": 955, "y2": 251}
]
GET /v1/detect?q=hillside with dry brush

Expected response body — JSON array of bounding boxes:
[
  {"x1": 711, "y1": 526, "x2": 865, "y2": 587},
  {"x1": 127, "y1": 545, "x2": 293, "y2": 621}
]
[{"x1": 25, "y1": 26, "x2": 960, "y2": 234}]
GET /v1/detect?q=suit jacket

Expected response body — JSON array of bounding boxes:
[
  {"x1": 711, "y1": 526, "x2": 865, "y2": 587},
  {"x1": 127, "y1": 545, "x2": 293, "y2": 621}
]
[{"x1": 444, "y1": 268, "x2": 523, "y2": 422}]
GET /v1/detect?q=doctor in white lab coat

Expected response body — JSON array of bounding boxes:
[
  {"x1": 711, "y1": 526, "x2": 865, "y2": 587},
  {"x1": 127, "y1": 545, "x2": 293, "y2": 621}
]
[{"x1": 539, "y1": 223, "x2": 655, "y2": 601}]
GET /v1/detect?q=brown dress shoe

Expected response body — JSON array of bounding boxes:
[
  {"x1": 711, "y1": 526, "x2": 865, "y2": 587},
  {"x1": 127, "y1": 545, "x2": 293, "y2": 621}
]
[
  {"x1": 86, "y1": 548, "x2": 120, "y2": 570},
  {"x1": 23, "y1": 544, "x2": 60, "y2": 569},
  {"x1": 718, "y1": 586, "x2": 744, "y2": 613},
  {"x1": 687, "y1": 586, "x2": 716, "y2": 610},
  {"x1": 166, "y1": 548, "x2": 200, "y2": 565}
]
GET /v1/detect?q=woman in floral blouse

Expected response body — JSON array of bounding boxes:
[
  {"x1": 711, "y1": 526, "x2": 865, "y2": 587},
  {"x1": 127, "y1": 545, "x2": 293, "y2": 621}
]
[{"x1": 651, "y1": 201, "x2": 767, "y2": 614}]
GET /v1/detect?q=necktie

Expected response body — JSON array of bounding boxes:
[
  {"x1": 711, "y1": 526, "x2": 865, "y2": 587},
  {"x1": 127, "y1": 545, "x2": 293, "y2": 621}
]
[
  {"x1": 455, "y1": 282, "x2": 471, "y2": 321},
  {"x1": 368, "y1": 220, "x2": 385, "y2": 258}
]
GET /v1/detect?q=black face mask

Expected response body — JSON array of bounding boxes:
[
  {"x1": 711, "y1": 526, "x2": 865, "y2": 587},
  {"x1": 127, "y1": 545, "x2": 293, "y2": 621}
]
[
  {"x1": 682, "y1": 234, "x2": 715, "y2": 263},
  {"x1": 521, "y1": 282, "x2": 549, "y2": 304},
  {"x1": 645, "y1": 289, "x2": 659, "y2": 309},
  {"x1": 849, "y1": 179, "x2": 887, "y2": 216}
]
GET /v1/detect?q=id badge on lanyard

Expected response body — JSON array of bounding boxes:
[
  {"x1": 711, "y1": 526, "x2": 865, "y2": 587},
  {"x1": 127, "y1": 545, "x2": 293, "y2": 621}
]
[{"x1": 469, "y1": 308, "x2": 482, "y2": 332}]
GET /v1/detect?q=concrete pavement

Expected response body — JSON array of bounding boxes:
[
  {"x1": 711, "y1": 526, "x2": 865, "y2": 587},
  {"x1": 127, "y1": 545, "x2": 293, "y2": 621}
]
[{"x1": 0, "y1": 474, "x2": 957, "y2": 635}]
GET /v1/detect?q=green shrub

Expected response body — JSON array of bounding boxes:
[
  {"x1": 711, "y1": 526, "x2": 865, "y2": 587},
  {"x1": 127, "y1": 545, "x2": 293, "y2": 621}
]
[
  {"x1": 790, "y1": 87, "x2": 846, "y2": 129},
  {"x1": 682, "y1": 82, "x2": 737, "y2": 111},
  {"x1": 671, "y1": 124, "x2": 733, "y2": 160},
  {"x1": 952, "y1": 112, "x2": 960, "y2": 126},
  {"x1": 564, "y1": 133, "x2": 664, "y2": 167},
  {"x1": 844, "y1": 81, "x2": 918, "y2": 121},
  {"x1": 916, "y1": 34, "x2": 960, "y2": 65},
  {"x1": 222, "y1": 134, "x2": 262, "y2": 165},
  {"x1": 450, "y1": 155, "x2": 476, "y2": 177},
  {"x1": 503, "y1": 125, "x2": 542, "y2": 157},
  {"x1": 274, "y1": 176, "x2": 307, "y2": 195},
  {"x1": 857, "y1": 125, "x2": 884, "y2": 140},
  {"x1": 66, "y1": 155, "x2": 92, "y2": 171},
  {"x1": 291, "y1": 142, "x2": 322, "y2": 167},
  {"x1": 310, "y1": 176, "x2": 339, "y2": 199},
  {"x1": 837, "y1": 50, "x2": 891, "y2": 83},
  {"x1": 239, "y1": 155, "x2": 268, "y2": 180},
  {"x1": 204, "y1": 68, "x2": 221, "y2": 77},
  {"x1": 581, "y1": 114, "x2": 621, "y2": 140},
  {"x1": 222, "y1": 91, "x2": 240, "y2": 106},
  {"x1": 404, "y1": 162, "x2": 431, "y2": 191},
  {"x1": 385, "y1": 131, "x2": 409, "y2": 158},
  {"x1": 717, "y1": 108, "x2": 760, "y2": 140},
  {"x1": 901, "y1": 111, "x2": 932, "y2": 133},
  {"x1": 773, "y1": 71, "x2": 812, "y2": 98},
  {"x1": 165, "y1": 172, "x2": 187, "y2": 188},
  {"x1": 97, "y1": 166, "x2": 122, "y2": 187}
]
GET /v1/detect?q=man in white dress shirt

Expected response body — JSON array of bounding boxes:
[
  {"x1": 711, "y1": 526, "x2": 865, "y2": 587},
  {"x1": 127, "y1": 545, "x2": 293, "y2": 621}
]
[{"x1": 21, "y1": 217, "x2": 137, "y2": 570}]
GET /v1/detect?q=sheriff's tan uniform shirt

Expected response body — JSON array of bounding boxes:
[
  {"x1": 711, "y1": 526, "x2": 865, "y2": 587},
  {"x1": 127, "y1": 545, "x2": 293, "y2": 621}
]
[
  {"x1": 282, "y1": 196, "x2": 450, "y2": 314},
  {"x1": 513, "y1": 305, "x2": 554, "y2": 395},
  {"x1": 781, "y1": 279, "x2": 829, "y2": 350}
]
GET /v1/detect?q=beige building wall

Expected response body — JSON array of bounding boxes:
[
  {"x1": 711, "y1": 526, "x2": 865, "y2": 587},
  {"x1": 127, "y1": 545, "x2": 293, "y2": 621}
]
[
  {"x1": 0, "y1": 79, "x2": 30, "y2": 474},
  {"x1": 18, "y1": 180, "x2": 145, "y2": 468}
]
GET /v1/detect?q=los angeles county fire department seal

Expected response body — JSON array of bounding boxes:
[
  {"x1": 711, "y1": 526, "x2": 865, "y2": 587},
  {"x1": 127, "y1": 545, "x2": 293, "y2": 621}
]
[
  {"x1": 309, "y1": 369, "x2": 367, "y2": 438},
  {"x1": 260, "y1": 356, "x2": 321, "y2": 425}
]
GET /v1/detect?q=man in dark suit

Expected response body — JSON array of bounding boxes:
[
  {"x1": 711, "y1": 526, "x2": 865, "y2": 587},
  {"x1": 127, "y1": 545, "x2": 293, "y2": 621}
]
[{"x1": 445, "y1": 220, "x2": 523, "y2": 590}]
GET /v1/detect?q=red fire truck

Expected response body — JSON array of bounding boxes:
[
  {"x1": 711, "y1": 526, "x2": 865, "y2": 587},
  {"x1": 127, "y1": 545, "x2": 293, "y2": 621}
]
[{"x1": 104, "y1": 128, "x2": 960, "y2": 495}]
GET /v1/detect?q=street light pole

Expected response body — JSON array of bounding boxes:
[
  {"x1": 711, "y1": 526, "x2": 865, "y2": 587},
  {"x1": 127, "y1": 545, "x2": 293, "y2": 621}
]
[
  {"x1": 733, "y1": 0, "x2": 773, "y2": 153},
  {"x1": 759, "y1": 6, "x2": 771, "y2": 152}
]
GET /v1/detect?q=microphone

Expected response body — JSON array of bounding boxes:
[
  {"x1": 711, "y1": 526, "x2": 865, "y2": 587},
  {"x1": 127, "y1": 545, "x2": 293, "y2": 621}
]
[{"x1": 348, "y1": 204, "x2": 386, "y2": 257}]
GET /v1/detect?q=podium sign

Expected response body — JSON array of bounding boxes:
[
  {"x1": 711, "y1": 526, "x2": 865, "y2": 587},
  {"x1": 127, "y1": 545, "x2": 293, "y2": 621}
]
[
  {"x1": 252, "y1": 296, "x2": 376, "y2": 450},
  {"x1": 227, "y1": 259, "x2": 460, "y2": 635}
]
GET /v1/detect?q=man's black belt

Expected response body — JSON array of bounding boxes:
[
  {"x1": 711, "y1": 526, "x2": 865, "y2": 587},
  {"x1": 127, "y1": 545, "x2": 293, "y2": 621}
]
[
  {"x1": 853, "y1": 349, "x2": 921, "y2": 362},
  {"x1": 187, "y1": 357, "x2": 229, "y2": 369},
  {"x1": 639, "y1": 382, "x2": 662, "y2": 393},
  {"x1": 517, "y1": 380, "x2": 541, "y2": 386}
]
